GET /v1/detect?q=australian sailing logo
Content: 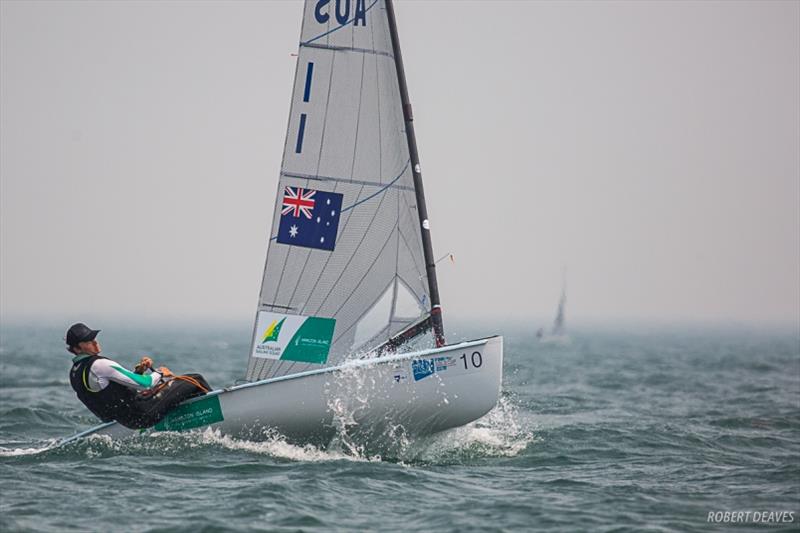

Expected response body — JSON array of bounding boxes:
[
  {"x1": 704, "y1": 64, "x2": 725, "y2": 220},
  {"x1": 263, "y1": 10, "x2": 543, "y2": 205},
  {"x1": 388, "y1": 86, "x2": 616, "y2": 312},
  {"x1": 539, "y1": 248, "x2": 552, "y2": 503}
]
[
  {"x1": 277, "y1": 186, "x2": 343, "y2": 252},
  {"x1": 314, "y1": 0, "x2": 368, "y2": 26},
  {"x1": 261, "y1": 318, "x2": 285, "y2": 343},
  {"x1": 252, "y1": 311, "x2": 336, "y2": 364}
]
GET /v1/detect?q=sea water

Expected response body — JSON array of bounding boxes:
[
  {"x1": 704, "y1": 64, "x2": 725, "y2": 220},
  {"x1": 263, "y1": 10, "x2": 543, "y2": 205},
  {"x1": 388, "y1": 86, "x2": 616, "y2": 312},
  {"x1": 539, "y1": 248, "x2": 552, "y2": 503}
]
[{"x1": 1, "y1": 321, "x2": 798, "y2": 532}]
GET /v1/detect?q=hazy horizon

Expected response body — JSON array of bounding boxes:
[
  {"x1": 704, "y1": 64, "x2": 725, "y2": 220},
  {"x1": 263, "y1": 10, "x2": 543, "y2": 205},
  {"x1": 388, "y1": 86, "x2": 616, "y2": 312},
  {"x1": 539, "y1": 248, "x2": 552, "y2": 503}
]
[{"x1": 2, "y1": 1, "x2": 798, "y2": 328}]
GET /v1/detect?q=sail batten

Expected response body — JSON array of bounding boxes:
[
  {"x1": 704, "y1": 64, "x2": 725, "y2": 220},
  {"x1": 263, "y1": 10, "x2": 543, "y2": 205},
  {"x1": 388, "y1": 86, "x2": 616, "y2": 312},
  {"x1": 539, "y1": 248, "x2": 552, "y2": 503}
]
[
  {"x1": 281, "y1": 170, "x2": 414, "y2": 192},
  {"x1": 301, "y1": 42, "x2": 395, "y2": 59},
  {"x1": 246, "y1": 0, "x2": 436, "y2": 381}
]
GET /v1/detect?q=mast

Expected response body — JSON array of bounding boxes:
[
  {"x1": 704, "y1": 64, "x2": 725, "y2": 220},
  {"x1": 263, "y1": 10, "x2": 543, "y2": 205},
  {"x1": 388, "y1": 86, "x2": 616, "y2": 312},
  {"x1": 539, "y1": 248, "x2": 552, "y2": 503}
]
[{"x1": 384, "y1": 0, "x2": 445, "y2": 347}]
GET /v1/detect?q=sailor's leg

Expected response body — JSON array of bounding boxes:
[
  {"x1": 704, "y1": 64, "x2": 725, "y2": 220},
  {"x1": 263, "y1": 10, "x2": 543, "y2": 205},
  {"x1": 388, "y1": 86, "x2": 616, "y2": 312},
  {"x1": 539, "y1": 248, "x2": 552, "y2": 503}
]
[{"x1": 129, "y1": 379, "x2": 204, "y2": 428}]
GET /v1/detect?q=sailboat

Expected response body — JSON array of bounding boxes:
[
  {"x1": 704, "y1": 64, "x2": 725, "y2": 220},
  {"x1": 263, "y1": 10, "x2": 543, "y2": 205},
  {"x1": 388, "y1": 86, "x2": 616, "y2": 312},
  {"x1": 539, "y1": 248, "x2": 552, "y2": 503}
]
[
  {"x1": 537, "y1": 269, "x2": 569, "y2": 344},
  {"x1": 59, "y1": 0, "x2": 503, "y2": 446},
  {"x1": 551, "y1": 281, "x2": 567, "y2": 338}
]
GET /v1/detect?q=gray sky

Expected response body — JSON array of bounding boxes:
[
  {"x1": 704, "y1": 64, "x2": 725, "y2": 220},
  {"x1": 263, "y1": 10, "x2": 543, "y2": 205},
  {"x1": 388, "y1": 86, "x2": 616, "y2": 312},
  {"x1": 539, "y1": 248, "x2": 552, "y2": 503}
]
[{"x1": 1, "y1": 0, "x2": 798, "y2": 326}]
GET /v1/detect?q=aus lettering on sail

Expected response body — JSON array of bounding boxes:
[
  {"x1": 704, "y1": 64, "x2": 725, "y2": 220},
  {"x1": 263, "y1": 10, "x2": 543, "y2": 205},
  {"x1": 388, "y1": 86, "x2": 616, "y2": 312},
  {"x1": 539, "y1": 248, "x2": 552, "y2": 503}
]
[{"x1": 314, "y1": 0, "x2": 368, "y2": 26}]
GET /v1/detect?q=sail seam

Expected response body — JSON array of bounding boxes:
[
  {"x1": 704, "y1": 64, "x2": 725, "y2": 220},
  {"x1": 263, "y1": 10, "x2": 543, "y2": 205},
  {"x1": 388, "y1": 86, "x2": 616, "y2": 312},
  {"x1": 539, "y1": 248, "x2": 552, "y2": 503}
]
[
  {"x1": 312, "y1": 191, "x2": 393, "y2": 319},
  {"x1": 329, "y1": 225, "x2": 397, "y2": 321},
  {"x1": 329, "y1": 231, "x2": 398, "y2": 345}
]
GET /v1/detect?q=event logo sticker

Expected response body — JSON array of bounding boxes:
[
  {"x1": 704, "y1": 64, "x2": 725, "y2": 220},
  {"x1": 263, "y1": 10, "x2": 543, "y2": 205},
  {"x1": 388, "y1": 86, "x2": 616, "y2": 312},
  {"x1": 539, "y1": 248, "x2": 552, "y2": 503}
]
[{"x1": 411, "y1": 356, "x2": 456, "y2": 381}]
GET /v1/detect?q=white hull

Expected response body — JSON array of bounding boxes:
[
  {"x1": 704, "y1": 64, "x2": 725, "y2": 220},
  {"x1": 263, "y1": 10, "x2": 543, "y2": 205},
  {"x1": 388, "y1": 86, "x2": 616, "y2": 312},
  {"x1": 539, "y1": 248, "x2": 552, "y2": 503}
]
[{"x1": 60, "y1": 336, "x2": 503, "y2": 446}]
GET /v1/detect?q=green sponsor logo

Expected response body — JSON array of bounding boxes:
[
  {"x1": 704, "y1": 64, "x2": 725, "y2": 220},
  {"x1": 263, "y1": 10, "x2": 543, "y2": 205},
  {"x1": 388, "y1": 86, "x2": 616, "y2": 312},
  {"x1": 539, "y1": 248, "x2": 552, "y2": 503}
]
[
  {"x1": 154, "y1": 394, "x2": 223, "y2": 432},
  {"x1": 279, "y1": 316, "x2": 335, "y2": 364}
]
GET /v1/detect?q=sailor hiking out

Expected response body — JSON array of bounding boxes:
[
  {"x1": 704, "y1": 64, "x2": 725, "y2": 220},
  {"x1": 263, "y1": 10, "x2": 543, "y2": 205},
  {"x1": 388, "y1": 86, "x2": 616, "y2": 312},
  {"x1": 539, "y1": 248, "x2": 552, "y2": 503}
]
[{"x1": 65, "y1": 323, "x2": 211, "y2": 429}]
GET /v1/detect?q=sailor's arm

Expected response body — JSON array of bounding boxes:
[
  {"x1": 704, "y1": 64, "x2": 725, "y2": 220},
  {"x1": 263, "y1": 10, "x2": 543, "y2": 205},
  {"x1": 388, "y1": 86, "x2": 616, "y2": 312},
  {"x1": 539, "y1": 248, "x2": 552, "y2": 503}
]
[{"x1": 91, "y1": 358, "x2": 163, "y2": 391}]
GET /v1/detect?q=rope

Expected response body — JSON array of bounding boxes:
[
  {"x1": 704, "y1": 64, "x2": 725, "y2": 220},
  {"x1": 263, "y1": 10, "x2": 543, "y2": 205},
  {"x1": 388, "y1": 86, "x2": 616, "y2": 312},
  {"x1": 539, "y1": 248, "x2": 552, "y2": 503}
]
[
  {"x1": 171, "y1": 375, "x2": 210, "y2": 394},
  {"x1": 137, "y1": 361, "x2": 210, "y2": 395}
]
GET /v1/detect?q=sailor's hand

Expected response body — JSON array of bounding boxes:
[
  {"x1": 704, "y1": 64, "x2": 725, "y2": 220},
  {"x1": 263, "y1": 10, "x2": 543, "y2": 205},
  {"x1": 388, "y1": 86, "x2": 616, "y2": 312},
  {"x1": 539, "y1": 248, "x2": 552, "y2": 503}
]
[
  {"x1": 157, "y1": 366, "x2": 174, "y2": 378},
  {"x1": 134, "y1": 356, "x2": 154, "y2": 374}
]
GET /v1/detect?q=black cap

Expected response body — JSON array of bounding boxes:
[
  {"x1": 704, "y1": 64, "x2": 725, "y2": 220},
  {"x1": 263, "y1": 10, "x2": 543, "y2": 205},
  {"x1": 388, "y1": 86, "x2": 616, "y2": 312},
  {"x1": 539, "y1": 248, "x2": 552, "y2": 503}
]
[{"x1": 66, "y1": 323, "x2": 100, "y2": 347}]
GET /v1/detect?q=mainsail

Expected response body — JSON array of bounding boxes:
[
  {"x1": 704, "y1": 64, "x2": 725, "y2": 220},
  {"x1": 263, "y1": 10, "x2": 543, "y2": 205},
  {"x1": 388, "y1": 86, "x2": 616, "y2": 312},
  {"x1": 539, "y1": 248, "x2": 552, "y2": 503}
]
[{"x1": 246, "y1": 0, "x2": 443, "y2": 381}]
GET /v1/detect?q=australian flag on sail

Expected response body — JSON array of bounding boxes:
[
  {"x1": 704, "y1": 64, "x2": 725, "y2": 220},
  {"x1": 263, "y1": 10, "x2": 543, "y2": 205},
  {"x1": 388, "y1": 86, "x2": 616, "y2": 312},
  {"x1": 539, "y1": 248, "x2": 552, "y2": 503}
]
[{"x1": 277, "y1": 186, "x2": 343, "y2": 251}]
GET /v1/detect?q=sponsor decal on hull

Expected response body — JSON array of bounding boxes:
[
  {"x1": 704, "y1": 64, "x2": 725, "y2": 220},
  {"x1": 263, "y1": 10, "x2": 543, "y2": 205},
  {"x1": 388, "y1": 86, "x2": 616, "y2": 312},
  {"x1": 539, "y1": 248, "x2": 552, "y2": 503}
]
[
  {"x1": 411, "y1": 350, "x2": 486, "y2": 381},
  {"x1": 154, "y1": 395, "x2": 224, "y2": 432},
  {"x1": 411, "y1": 356, "x2": 456, "y2": 381}
]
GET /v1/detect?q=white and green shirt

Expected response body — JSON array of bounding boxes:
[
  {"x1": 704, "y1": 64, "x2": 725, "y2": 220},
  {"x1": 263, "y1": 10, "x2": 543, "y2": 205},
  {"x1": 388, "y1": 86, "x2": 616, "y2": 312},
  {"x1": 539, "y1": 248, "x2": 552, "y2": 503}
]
[{"x1": 71, "y1": 354, "x2": 163, "y2": 392}]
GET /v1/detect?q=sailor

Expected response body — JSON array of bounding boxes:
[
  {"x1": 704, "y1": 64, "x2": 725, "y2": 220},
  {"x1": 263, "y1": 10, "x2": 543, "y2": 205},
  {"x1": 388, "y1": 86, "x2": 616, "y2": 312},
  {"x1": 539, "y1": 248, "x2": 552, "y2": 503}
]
[{"x1": 65, "y1": 322, "x2": 211, "y2": 429}]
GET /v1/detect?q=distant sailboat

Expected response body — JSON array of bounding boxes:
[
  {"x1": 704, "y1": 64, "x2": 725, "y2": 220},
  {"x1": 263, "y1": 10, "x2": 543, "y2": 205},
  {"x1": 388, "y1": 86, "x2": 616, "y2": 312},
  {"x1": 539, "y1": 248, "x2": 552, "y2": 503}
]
[
  {"x1": 538, "y1": 269, "x2": 570, "y2": 344},
  {"x1": 551, "y1": 281, "x2": 566, "y2": 337}
]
